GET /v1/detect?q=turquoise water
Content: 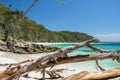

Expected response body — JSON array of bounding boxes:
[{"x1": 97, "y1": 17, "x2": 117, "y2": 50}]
[{"x1": 48, "y1": 43, "x2": 120, "y2": 71}]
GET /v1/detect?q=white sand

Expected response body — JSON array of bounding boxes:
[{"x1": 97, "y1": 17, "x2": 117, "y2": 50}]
[
  {"x1": 0, "y1": 51, "x2": 119, "y2": 80},
  {"x1": 0, "y1": 51, "x2": 79, "y2": 80},
  {"x1": 35, "y1": 42, "x2": 78, "y2": 45}
]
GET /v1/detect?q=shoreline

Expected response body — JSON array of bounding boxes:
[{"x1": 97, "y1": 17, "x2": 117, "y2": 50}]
[
  {"x1": 0, "y1": 51, "x2": 120, "y2": 80},
  {"x1": 0, "y1": 41, "x2": 120, "y2": 80},
  {"x1": 0, "y1": 51, "x2": 80, "y2": 80},
  {"x1": 35, "y1": 42, "x2": 104, "y2": 45}
]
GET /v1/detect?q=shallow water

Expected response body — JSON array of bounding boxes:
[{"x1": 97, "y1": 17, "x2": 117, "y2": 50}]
[
  {"x1": 0, "y1": 43, "x2": 120, "y2": 80},
  {"x1": 0, "y1": 43, "x2": 120, "y2": 72},
  {"x1": 48, "y1": 43, "x2": 120, "y2": 71}
]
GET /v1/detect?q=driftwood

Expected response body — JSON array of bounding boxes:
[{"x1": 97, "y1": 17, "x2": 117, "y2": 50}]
[
  {"x1": 0, "y1": 39, "x2": 95, "y2": 79},
  {"x1": 62, "y1": 68, "x2": 120, "y2": 80},
  {"x1": 86, "y1": 44, "x2": 109, "y2": 53},
  {"x1": 19, "y1": 68, "x2": 67, "y2": 80},
  {"x1": 45, "y1": 68, "x2": 67, "y2": 79},
  {"x1": 0, "y1": 39, "x2": 120, "y2": 80}
]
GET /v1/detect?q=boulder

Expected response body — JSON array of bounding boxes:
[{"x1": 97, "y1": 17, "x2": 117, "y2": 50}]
[{"x1": 0, "y1": 39, "x2": 60, "y2": 54}]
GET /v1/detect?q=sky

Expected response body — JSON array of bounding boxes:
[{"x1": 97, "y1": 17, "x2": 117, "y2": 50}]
[{"x1": 1, "y1": 0, "x2": 120, "y2": 42}]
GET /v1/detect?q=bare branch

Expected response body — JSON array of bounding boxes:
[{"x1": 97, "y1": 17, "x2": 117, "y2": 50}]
[
  {"x1": 86, "y1": 44, "x2": 109, "y2": 53},
  {"x1": 25, "y1": 0, "x2": 39, "y2": 14},
  {"x1": 1, "y1": 39, "x2": 120, "y2": 80},
  {"x1": 95, "y1": 60, "x2": 105, "y2": 71},
  {"x1": 62, "y1": 68, "x2": 120, "y2": 80},
  {"x1": 0, "y1": 39, "x2": 96, "y2": 79}
]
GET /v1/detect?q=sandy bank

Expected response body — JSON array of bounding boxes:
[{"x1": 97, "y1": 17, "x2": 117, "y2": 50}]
[{"x1": 0, "y1": 51, "x2": 79, "y2": 80}]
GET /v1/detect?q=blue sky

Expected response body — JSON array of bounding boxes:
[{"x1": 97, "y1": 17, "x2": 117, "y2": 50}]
[{"x1": 1, "y1": 0, "x2": 120, "y2": 42}]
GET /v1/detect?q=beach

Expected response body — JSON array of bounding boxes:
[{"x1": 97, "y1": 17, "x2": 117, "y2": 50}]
[
  {"x1": 0, "y1": 0, "x2": 120, "y2": 79},
  {"x1": 0, "y1": 43, "x2": 120, "y2": 80},
  {"x1": 0, "y1": 51, "x2": 80, "y2": 80}
]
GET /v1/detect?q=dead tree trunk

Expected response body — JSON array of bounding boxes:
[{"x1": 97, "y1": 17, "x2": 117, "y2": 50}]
[
  {"x1": 0, "y1": 39, "x2": 120, "y2": 80},
  {"x1": 1, "y1": 52, "x2": 120, "y2": 80},
  {"x1": 62, "y1": 68, "x2": 120, "y2": 80}
]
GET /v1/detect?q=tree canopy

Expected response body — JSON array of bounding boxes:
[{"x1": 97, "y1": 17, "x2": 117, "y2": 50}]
[{"x1": 0, "y1": 2, "x2": 93, "y2": 42}]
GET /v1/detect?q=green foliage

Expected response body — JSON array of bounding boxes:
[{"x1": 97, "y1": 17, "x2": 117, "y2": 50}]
[
  {"x1": 0, "y1": 3, "x2": 93, "y2": 42},
  {"x1": 0, "y1": 34, "x2": 3, "y2": 39}
]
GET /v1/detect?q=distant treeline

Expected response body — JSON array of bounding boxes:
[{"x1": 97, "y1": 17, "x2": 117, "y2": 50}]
[{"x1": 0, "y1": 3, "x2": 93, "y2": 42}]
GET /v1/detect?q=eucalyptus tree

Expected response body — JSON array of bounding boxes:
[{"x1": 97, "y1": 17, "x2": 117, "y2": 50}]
[
  {"x1": 0, "y1": 0, "x2": 65, "y2": 52},
  {"x1": 3, "y1": 9, "x2": 24, "y2": 52}
]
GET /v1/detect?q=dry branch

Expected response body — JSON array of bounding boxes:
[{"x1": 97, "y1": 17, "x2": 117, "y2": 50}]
[
  {"x1": 0, "y1": 39, "x2": 120, "y2": 80},
  {"x1": 0, "y1": 39, "x2": 96, "y2": 79},
  {"x1": 45, "y1": 68, "x2": 67, "y2": 79},
  {"x1": 86, "y1": 44, "x2": 109, "y2": 71},
  {"x1": 62, "y1": 68, "x2": 120, "y2": 80},
  {"x1": 95, "y1": 60, "x2": 105, "y2": 71},
  {"x1": 86, "y1": 44, "x2": 109, "y2": 53},
  {"x1": 1, "y1": 52, "x2": 120, "y2": 80},
  {"x1": 24, "y1": 0, "x2": 39, "y2": 14}
]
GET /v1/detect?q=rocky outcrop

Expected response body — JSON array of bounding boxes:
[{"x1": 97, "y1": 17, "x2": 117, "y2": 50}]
[
  {"x1": 0, "y1": 40, "x2": 7, "y2": 51},
  {"x1": 0, "y1": 40, "x2": 60, "y2": 54}
]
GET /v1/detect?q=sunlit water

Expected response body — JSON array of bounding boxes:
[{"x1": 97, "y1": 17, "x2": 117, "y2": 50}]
[
  {"x1": 48, "y1": 43, "x2": 120, "y2": 71},
  {"x1": 1, "y1": 43, "x2": 120, "y2": 72}
]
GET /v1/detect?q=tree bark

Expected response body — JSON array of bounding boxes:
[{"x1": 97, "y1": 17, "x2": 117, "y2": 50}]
[
  {"x1": 0, "y1": 39, "x2": 120, "y2": 80},
  {"x1": 0, "y1": 39, "x2": 96, "y2": 79},
  {"x1": 86, "y1": 44, "x2": 109, "y2": 53},
  {"x1": 0, "y1": 52, "x2": 120, "y2": 80},
  {"x1": 62, "y1": 68, "x2": 120, "y2": 80}
]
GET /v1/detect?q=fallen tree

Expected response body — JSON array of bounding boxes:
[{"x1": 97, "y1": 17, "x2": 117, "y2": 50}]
[
  {"x1": 0, "y1": 38, "x2": 120, "y2": 80},
  {"x1": 61, "y1": 68, "x2": 120, "y2": 80}
]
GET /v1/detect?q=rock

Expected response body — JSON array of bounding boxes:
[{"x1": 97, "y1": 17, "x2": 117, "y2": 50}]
[
  {"x1": 0, "y1": 40, "x2": 7, "y2": 51},
  {"x1": 0, "y1": 39, "x2": 60, "y2": 54},
  {"x1": 0, "y1": 46, "x2": 6, "y2": 51},
  {"x1": 0, "y1": 40, "x2": 6, "y2": 46}
]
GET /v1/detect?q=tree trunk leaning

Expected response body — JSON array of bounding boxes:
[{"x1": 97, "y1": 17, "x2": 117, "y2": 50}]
[{"x1": 0, "y1": 39, "x2": 120, "y2": 80}]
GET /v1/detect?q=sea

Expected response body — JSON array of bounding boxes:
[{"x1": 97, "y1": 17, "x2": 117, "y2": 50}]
[
  {"x1": 48, "y1": 43, "x2": 120, "y2": 72},
  {"x1": 0, "y1": 43, "x2": 120, "y2": 79}
]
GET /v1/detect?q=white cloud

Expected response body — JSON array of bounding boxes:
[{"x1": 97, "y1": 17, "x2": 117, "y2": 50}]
[{"x1": 95, "y1": 33, "x2": 120, "y2": 42}]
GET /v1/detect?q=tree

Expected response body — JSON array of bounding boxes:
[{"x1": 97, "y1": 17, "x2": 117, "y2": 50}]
[
  {"x1": 0, "y1": 39, "x2": 120, "y2": 80},
  {"x1": 3, "y1": 10, "x2": 23, "y2": 52}
]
